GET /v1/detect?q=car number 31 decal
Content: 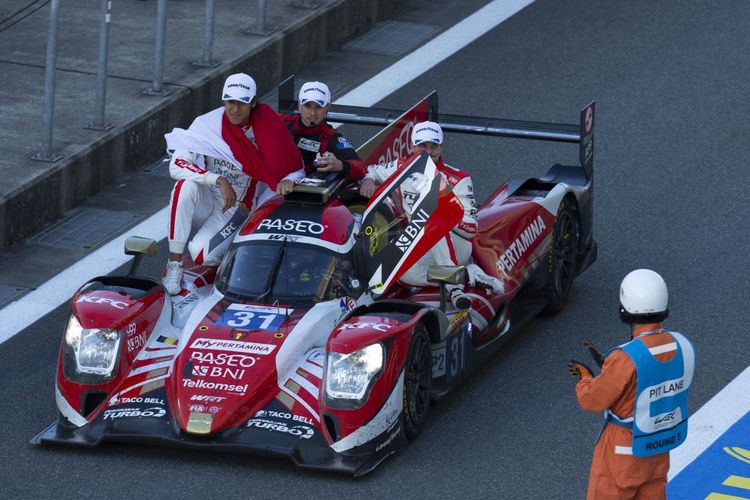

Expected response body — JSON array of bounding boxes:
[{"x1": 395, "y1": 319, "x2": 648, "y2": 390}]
[
  {"x1": 431, "y1": 333, "x2": 464, "y2": 381},
  {"x1": 216, "y1": 304, "x2": 290, "y2": 331}
]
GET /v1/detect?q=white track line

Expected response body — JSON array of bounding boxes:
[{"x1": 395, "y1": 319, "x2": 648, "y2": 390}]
[
  {"x1": 668, "y1": 365, "x2": 750, "y2": 480},
  {"x1": 336, "y1": 0, "x2": 535, "y2": 106},
  {"x1": 0, "y1": 207, "x2": 169, "y2": 345},
  {"x1": 0, "y1": 0, "x2": 534, "y2": 344}
]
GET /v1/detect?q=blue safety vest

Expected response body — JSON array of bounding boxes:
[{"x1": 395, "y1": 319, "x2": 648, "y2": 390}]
[{"x1": 604, "y1": 329, "x2": 695, "y2": 457}]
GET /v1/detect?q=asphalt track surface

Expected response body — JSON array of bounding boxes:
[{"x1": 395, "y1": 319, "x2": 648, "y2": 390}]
[{"x1": 2, "y1": 1, "x2": 749, "y2": 498}]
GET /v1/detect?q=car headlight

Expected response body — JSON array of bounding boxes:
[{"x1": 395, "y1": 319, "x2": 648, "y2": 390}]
[
  {"x1": 63, "y1": 315, "x2": 122, "y2": 382},
  {"x1": 325, "y1": 343, "x2": 384, "y2": 401}
]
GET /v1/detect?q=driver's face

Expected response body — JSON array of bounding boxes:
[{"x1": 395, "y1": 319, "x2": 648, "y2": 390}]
[
  {"x1": 416, "y1": 141, "x2": 443, "y2": 163},
  {"x1": 298, "y1": 101, "x2": 330, "y2": 127},
  {"x1": 223, "y1": 99, "x2": 254, "y2": 125}
]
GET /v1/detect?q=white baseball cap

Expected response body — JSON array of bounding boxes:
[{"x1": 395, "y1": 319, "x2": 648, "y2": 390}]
[
  {"x1": 299, "y1": 81, "x2": 331, "y2": 107},
  {"x1": 411, "y1": 121, "x2": 443, "y2": 145},
  {"x1": 222, "y1": 73, "x2": 256, "y2": 103}
]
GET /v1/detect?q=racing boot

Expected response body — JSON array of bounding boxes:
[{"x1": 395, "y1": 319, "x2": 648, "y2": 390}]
[
  {"x1": 162, "y1": 260, "x2": 184, "y2": 295},
  {"x1": 449, "y1": 286, "x2": 471, "y2": 310},
  {"x1": 466, "y1": 264, "x2": 504, "y2": 294}
]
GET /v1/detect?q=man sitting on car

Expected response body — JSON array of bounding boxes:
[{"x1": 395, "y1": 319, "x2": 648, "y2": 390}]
[
  {"x1": 359, "y1": 121, "x2": 504, "y2": 309},
  {"x1": 161, "y1": 73, "x2": 304, "y2": 295},
  {"x1": 281, "y1": 81, "x2": 366, "y2": 181}
]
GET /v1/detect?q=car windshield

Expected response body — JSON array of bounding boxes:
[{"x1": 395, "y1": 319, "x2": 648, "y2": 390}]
[{"x1": 215, "y1": 241, "x2": 362, "y2": 307}]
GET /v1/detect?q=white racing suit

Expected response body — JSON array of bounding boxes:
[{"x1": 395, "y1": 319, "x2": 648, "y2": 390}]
[
  {"x1": 164, "y1": 106, "x2": 304, "y2": 267},
  {"x1": 168, "y1": 147, "x2": 265, "y2": 265},
  {"x1": 365, "y1": 158, "x2": 479, "y2": 286}
]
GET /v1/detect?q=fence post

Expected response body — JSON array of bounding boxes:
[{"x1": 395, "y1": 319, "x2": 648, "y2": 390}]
[
  {"x1": 246, "y1": 0, "x2": 269, "y2": 35},
  {"x1": 193, "y1": 0, "x2": 220, "y2": 67},
  {"x1": 31, "y1": 0, "x2": 62, "y2": 162},
  {"x1": 85, "y1": 0, "x2": 114, "y2": 131},
  {"x1": 143, "y1": 0, "x2": 172, "y2": 96}
]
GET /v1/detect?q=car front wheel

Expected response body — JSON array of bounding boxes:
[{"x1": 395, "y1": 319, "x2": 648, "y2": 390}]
[{"x1": 402, "y1": 325, "x2": 431, "y2": 440}]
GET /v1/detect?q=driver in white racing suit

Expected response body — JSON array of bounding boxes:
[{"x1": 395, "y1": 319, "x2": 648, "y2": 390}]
[
  {"x1": 359, "y1": 121, "x2": 503, "y2": 308},
  {"x1": 162, "y1": 73, "x2": 304, "y2": 295}
]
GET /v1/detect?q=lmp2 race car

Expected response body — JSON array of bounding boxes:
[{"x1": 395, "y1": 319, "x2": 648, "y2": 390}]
[{"x1": 33, "y1": 82, "x2": 597, "y2": 476}]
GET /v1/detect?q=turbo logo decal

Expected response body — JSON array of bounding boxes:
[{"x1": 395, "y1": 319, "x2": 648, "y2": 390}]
[
  {"x1": 245, "y1": 418, "x2": 314, "y2": 439},
  {"x1": 102, "y1": 407, "x2": 166, "y2": 420}
]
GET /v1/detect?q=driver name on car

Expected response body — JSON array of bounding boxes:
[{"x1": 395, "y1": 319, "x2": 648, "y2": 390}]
[
  {"x1": 359, "y1": 121, "x2": 504, "y2": 309},
  {"x1": 161, "y1": 73, "x2": 304, "y2": 295},
  {"x1": 281, "y1": 81, "x2": 366, "y2": 181}
]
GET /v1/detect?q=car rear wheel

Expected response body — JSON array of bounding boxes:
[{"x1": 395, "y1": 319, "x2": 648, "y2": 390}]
[
  {"x1": 543, "y1": 198, "x2": 579, "y2": 315},
  {"x1": 403, "y1": 325, "x2": 431, "y2": 440}
]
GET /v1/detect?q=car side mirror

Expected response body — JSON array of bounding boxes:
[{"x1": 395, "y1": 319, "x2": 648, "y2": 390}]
[
  {"x1": 124, "y1": 236, "x2": 157, "y2": 277},
  {"x1": 427, "y1": 265, "x2": 467, "y2": 311}
]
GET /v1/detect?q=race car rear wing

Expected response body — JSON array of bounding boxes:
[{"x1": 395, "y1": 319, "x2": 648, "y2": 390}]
[{"x1": 278, "y1": 75, "x2": 594, "y2": 179}]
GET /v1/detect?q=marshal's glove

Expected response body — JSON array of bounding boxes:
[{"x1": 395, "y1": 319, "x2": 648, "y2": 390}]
[
  {"x1": 568, "y1": 360, "x2": 594, "y2": 380},
  {"x1": 583, "y1": 340, "x2": 605, "y2": 368}
]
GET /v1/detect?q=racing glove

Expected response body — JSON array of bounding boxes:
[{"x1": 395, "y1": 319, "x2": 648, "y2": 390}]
[
  {"x1": 466, "y1": 264, "x2": 504, "y2": 293},
  {"x1": 583, "y1": 340, "x2": 605, "y2": 368},
  {"x1": 568, "y1": 360, "x2": 593, "y2": 380}
]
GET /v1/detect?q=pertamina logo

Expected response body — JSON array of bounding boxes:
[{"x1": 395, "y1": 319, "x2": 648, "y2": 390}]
[
  {"x1": 190, "y1": 338, "x2": 276, "y2": 355},
  {"x1": 496, "y1": 214, "x2": 547, "y2": 273}
]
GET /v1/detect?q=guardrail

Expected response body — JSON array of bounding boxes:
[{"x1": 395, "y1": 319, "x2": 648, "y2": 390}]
[{"x1": 30, "y1": 0, "x2": 300, "y2": 163}]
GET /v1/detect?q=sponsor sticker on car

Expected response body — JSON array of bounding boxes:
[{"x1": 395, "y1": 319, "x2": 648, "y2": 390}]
[
  {"x1": 190, "y1": 338, "x2": 276, "y2": 354},
  {"x1": 245, "y1": 418, "x2": 315, "y2": 439},
  {"x1": 215, "y1": 304, "x2": 289, "y2": 332},
  {"x1": 102, "y1": 407, "x2": 166, "y2": 420}
]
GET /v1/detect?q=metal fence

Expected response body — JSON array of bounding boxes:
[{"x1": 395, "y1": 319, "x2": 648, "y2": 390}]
[{"x1": 31, "y1": 0, "x2": 313, "y2": 162}]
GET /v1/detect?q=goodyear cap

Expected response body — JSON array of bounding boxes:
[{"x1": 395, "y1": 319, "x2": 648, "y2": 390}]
[
  {"x1": 299, "y1": 81, "x2": 331, "y2": 107},
  {"x1": 411, "y1": 121, "x2": 443, "y2": 145},
  {"x1": 222, "y1": 73, "x2": 256, "y2": 103}
]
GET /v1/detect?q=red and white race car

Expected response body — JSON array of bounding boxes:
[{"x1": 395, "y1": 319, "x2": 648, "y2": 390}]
[{"x1": 33, "y1": 89, "x2": 597, "y2": 475}]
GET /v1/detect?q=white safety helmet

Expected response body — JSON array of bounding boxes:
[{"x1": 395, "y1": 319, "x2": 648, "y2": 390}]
[{"x1": 619, "y1": 269, "x2": 669, "y2": 322}]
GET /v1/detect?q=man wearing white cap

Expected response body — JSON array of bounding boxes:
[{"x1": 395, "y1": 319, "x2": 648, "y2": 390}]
[
  {"x1": 359, "y1": 121, "x2": 503, "y2": 309},
  {"x1": 161, "y1": 73, "x2": 304, "y2": 295},
  {"x1": 281, "y1": 81, "x2": 365, "y2": 180}
]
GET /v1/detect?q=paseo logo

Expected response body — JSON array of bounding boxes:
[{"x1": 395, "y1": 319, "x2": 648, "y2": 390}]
[
  {"x1": 377, "y1": 120, "x2": 416, "y2": 165},
  {"x1": 190, "y1": 351, "x2": 256, "y2": 368},
  {"x1": 258, "y1": 218, "x2": 324, "y2": 234}
]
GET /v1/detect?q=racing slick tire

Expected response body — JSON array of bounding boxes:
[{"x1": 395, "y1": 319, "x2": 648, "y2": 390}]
[
  {"x1": 403, "y1": 325, "x2": 432, "y2": 440},
  {"x1": 542, "y1": 198, "x2": 579, "y2": 315}
]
